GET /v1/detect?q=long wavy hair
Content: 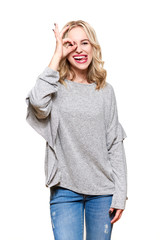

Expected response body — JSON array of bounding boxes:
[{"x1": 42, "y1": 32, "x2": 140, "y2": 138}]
[{"x1": 57, "y1": 20, "x2": 107, "y2": 90}]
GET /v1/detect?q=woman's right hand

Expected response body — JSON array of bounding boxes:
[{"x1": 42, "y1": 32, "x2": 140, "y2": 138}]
[{"x1": 53, "y1": 23, "x2": 77, "y2": 60}]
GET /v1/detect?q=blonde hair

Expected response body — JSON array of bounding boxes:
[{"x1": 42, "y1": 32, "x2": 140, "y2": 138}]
[{"x1": 57, "y1": 20, "x2": 107, "y2": 90}]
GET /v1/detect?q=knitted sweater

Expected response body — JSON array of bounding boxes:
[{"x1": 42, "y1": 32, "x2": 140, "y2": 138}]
[{"x1": 25, "y1": 66, "x2": 128, "y2": 209}]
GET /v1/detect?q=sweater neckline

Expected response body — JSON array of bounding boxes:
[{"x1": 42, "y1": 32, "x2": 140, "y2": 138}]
[{"x1": 65, "y1": 78, "x2": 96, "y2": 86}]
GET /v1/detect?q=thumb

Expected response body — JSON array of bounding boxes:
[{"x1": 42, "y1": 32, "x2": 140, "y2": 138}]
[
  {"x1": 67, "y1": 44, "x2": 77, "y2": 55},
  {"x1": 63, "y1": 44, "x2": 77, "y2": 59},
  {"x1": 70, "y1": 44, "x2": 77, "y2": 51},
  {"x1": 109, "y1": 208, "x2": 114, "y2": 214}
]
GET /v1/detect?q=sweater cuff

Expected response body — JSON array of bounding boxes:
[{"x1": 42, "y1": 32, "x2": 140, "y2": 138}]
[
  {"x1": 45, "y1": 66, "x2": 59, "y2": 75},
  {"x1": 110, "y1": 194, "x2": 128, "y2": 210}
]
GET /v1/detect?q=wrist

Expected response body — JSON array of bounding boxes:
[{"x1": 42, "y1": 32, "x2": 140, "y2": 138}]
[
  {"x1": 52, "y1": 53, "x2": 62, "y2": 62},
  {"x1": 48, "y1": 54, "x2": 61, "y2": 71}
]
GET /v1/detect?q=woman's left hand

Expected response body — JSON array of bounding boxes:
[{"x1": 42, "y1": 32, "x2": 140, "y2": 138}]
[{"x1": 109, "y1": 208, "x2": 124, "y2": 224}]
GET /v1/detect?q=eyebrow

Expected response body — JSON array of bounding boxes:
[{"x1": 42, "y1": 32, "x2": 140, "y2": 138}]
[
  {"x1": 73, "y1": 39, "x2": 89, "y2": 44},
  {"x1": 81, "y1": 39, "x2": 89, "y2": 41}
]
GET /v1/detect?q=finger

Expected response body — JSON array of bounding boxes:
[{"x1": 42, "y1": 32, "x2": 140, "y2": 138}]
[
  {"x1": 68, "y1": 44, "x2": 77, "y2": 53},
  {"x1": 53, "y1": 24, "x2": 57, "y2": 36},
  {"x1": 54, "y1": 24, "x2": 62, "y2": 42},
  {"x1": 119, "y1": 211, "x2": 123, "y2": 219},
  {"x1": 110, "y1": 210, "x2": 120, "y2": 224},
  {"x1": 52, "y1": 28, "x2": 57, "y2": 36},
  {"x1": 54, "y1": 23, "x2": 60, "y2": 37},
  {"x1": 64, "y1": 45, "x2": 77, "y2": 58},
  {"x1": 52, "y1": 28, "x2": 59, "y2": 41},
  {"x1": 111, "y1": 216, "x2": 118, "y2": 224},
  {"x1": 60, "y1": 25, "x2": 70, "y2": 38},
  {"x1": 109, "y1": 208, "x2": 114, "y2": 214},
  {"x1": 63, "y1": 38, "x2": 74, "y2": 46},
  {"x1": 65, "y1": 45, "x2": 77, "y2": 56}
]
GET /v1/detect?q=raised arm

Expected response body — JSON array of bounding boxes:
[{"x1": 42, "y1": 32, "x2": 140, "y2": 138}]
[{"x1": 26, "y1": 22, "x2": 78, "y2": 119}]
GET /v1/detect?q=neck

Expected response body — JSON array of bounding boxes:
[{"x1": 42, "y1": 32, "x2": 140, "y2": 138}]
[{"x1": 70, "y1": 67, "x2": 88, "y2": 83}]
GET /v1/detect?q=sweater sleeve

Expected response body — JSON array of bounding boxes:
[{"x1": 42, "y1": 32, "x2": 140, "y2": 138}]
[
  {"x1": 105, "y1": 84, "x2": 128, "y2": 210},
  {"x1": 26, "y1": 66, "x2": 60, "y2": 119},
  {"x1": 25, "y1": 66, "x2": 60, "y2": 149}
]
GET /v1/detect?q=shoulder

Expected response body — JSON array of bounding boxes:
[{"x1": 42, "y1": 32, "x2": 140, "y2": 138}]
[{"x1": 101, "y1": 81, "x2": 115, "y2": 100}]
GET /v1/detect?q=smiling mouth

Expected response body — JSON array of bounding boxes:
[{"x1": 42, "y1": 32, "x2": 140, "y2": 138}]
[{"x1": 73, "y1": 55, "x2": 88, "y2": 63}]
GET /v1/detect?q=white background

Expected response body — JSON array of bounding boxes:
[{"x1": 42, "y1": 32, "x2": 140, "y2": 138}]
[{"x1": 0, "y1": 0, "x2": 160, "y2": 239}]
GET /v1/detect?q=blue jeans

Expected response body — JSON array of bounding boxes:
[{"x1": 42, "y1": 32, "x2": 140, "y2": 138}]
[{"x1": 49, "y1": 186, "x2": 115, "y2": 240}]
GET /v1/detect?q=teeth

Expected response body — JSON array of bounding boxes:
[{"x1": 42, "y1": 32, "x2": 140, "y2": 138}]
[{"x1": 74, "y1": 56, "x2": 86, "y2": 59}]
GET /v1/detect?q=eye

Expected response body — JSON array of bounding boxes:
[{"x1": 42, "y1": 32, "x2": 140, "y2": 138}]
[{"x1": 82, "y1": 42, "x2": 88, "y2": 45}]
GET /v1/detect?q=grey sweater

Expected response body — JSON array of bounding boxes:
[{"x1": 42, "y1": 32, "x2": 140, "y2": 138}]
[{"x1": 25, "y1": 66, "x2": 128, "y2": 210}]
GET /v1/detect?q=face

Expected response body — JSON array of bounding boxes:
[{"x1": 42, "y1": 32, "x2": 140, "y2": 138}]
[{"x1": 66, "y1": 26, "x2": 93, "y2": 73}]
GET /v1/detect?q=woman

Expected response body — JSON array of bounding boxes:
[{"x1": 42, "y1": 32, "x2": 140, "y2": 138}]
[{"x1": 25, "y1": 20, "x2": 128, "y2": 240}]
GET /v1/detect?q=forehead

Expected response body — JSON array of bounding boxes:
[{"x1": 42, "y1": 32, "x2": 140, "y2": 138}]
[{"x1": 68, "y1": 26, "x2": 88, "y2": 41}]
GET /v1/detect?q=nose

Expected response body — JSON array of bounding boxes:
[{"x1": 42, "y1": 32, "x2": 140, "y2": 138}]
[{"x1": 74, "y1": 43, "x2": 83, "y2": 53}]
